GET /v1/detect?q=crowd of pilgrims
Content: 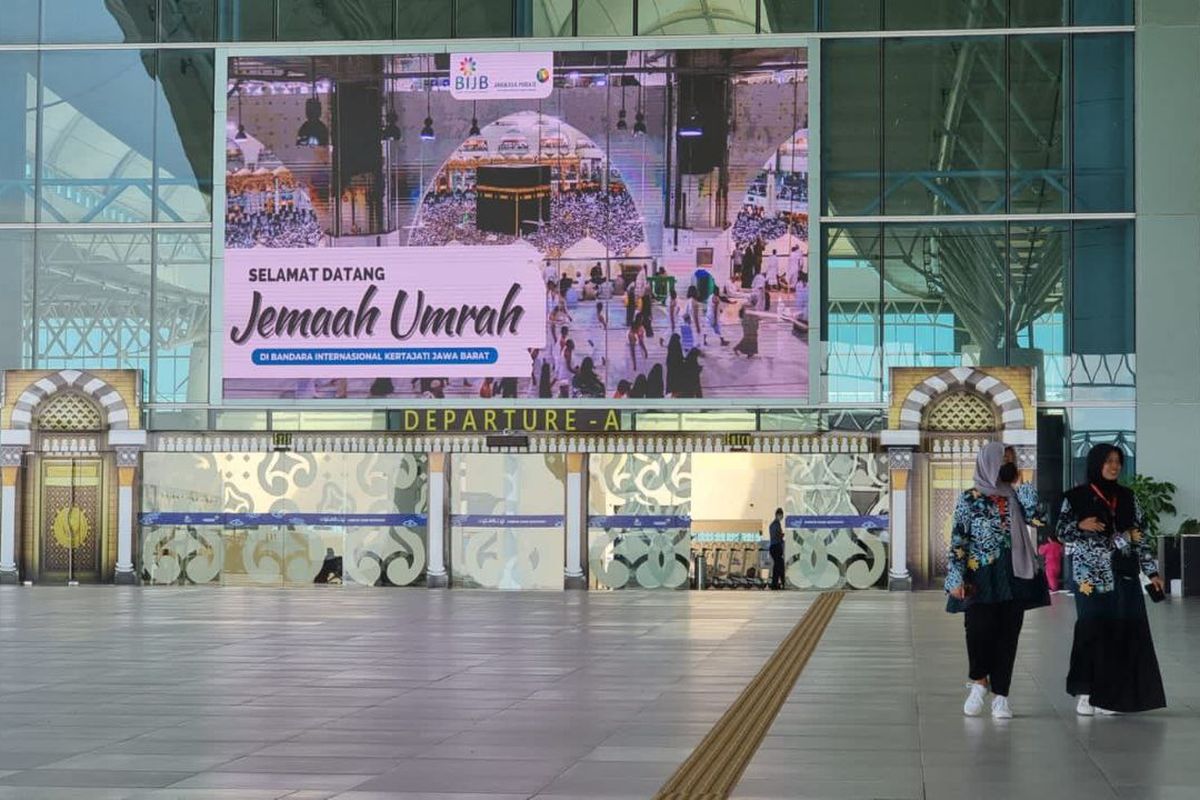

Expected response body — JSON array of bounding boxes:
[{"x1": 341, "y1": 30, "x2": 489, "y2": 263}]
[
  {"x1": 407, "y1": 188, "x2": 645, "y2": 255},
  {"x1": 731, "y1": 205, "x2": 808, "y2": 250},
  {"x1": 226, "y1": 207, "x2": 324, "y2": 249}
]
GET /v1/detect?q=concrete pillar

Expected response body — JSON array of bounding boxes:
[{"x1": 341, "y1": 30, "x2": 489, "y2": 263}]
[
  {"x1": 0, "y1": 471, "x2": 18, "y2": 584},
  {"x1": 565, "y1": 452, "x2": 586, "y2": 589},
  {"x1": 426, "y1": 452, "x2": 449, "y2": 588},
  {"x1": 0, "y1": 433, "x2": 30, "y2": 584},
  {"x1": 110, "y1": 435, "x2": 146, "y2": 585},
  {"x1": 887, "y1": 447, "x2": 914, "y2": 591}
]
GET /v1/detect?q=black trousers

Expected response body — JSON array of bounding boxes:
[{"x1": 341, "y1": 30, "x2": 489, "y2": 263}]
[
  {"x1": 769, "y1": 543, "x2": 785, "y2": 589},
  {"x1": 964, "y1": 600, "x2": 1025, "y2": 697}
]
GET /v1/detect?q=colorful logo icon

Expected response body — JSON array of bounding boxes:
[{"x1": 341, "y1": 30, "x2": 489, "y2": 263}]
[
  {"x1": 459, "y1": 57, "x2": 477, "y2": 77},
  {"x1": 536, "y1": 68, "x2": 551, "y2": 83}
]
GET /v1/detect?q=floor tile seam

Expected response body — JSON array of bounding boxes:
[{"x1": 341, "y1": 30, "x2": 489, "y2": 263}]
[{"x1": 905, "y1": 590, "x2": 931, "y2": 800}]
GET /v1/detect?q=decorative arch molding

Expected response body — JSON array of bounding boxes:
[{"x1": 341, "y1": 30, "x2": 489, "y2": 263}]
[
  {"x1": 10, "y1": 370, "x2": 130, "y2": 431},
  {"x1": 897, "y1": 367, "x2": 1025, "y2": 432}
]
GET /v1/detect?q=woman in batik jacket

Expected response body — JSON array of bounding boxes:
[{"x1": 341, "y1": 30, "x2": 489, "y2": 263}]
[
  {"x1": 945, "y1": 442, "x2": 1050, "y2": 720},
  {"x1": 1057, "y1": 444, "x2": 1165, "y2": 715}
]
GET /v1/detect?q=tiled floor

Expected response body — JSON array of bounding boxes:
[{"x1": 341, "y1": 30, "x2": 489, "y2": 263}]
[{"x1": 0, "y1": 587, "x2": 1196, "y2": 800}]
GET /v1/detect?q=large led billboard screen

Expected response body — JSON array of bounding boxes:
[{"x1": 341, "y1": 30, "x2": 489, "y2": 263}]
[{"x1": 222, "y1": 47, "x2": 809, "y2": 401}]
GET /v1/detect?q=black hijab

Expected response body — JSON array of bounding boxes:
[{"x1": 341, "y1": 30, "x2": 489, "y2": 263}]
[{"x1": 1066, "y1": 443, "x2": 1136, "y2": 532}]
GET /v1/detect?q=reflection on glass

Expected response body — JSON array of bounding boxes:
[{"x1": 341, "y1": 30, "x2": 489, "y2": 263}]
[
  {"x1": 153, "y1": 231, "x2": 212, "y2": 403},
  {"x1": 34, "y1": 230, "x2": 152, "y2": 383},
  {"x1": 0, "y1": 52, "x2": 36, "y2": 222},
  {"x1": 41, "y1": 0, "x2": 154, "y2": 43},
  {"x1": 0, "y1": 0, "x2": 39, "y2": 44},
  {"x1": 761, "y1": 0, "x2": 815, "y2": 32},
  {"x1": 882, "y1": 224, "x2": 1007, "y2": 397},
  {"x1": 1070, "y1": 220, "x2": 1134, "y2": 401},
  {"x1": 396, "y1": 0, "x2": 453, "y2": 38},
  {"x1": 218, "y1": 0, "x2": 274, "y2": 41},
  {"x1": 1073, "y1": 34, "x2": 1134, "y2": 212},
  {"x1": 156, "y1": 51, "x2": 215, "y2": 222},
  {"x1": 824, "y1": 225, "x2": 882, "y2": 403},
  {"x1": 1011, "y1": 0, "x2": 1067, "y2": 26},
  {"x1": 278, "y1": 0, "x2": 392, "y2": 40},
  {"x1": 1009, "y1": 37, "x2": 1068, "y2": 214},
  {"x1": 1073, "y1": 0, "x2": 1133, "y2": 25},
  {"x1": 457, "y1": 0, "x2": 514, "y2": 37},
  {"x1": 638, "y1": 0, "x2": 759, "y2": 35},
  {"x1": 883, "y1": 38, "x2": 1006, "y2": 215},
  {"x1": 820, "y1": 0, "x2": 880, "y2": 31},
  {"x1": 39, "y1": 50, "x2": 156, "y2": 224},
  {"x1": 161, "y1": 0, "x2": 216, "y2": 42},
  {"x1": 577, "y1": 0, "x2": 634, "y2": 35},
  {"x1": 534, "y1": 0, "x2": 575, "y2": 36},
  {"x1": 0, "y1": 231, "x2": 33, "y2": 371},
  {"x1": 822, "y1": 40, "x2": 881, "y2": 216},
  {"x1": 885, "y1": 0, "x2": 1005, "y2": 29},
  {"x1": 1009, "y1": 223, "x2": 1067, "y2": 401},
  {"x1": 452, "y1": 454, "x2": 565, "y2": 590}
]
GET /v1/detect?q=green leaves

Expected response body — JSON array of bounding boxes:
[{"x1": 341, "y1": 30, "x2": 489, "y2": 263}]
[{"x1": 1120, "y1": 474, "x2": 1178, "y2": 551}]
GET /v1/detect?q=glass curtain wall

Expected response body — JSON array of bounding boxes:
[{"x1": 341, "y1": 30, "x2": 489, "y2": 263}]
[
  {"x1": 821, "y1": 32, "x2": 1135, "y2": 414},
  {"x1": 0, "y1": 2, "x2": 1134, "y2": 44},
  {"x1": 825, "y1": 220, "x2": 1130, "y2": 404}
]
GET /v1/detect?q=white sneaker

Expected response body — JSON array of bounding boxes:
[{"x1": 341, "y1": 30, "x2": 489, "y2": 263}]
[
  {"x1": 992, "y1": 695, "x2": 1013, "y2": 719},
  {"x1": 1076, "y1": 694, "x2": 1095, "y2": 716},
  {"x1": 963, "y1": 682, "x2": 989, "y2": 716},
  {"x1": 1096, "y1": 706, "x2": 1121, "y2": 716}
]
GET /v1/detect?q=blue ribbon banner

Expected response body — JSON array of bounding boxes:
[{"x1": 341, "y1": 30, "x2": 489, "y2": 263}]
[
  {"x1": 252, "y1": 347, "x2": 499, "y2": 366},
  {"x1": 588, "y1": 515, "x2": 692, "y2": 529},
  {"x1": 138, "y1": 512, "x2": 428, "y2": 528},
  {"x1": 785, "y1": 515, "x2": 888, "y2": 530},
  {"x1": 451, "y1": 515, "x2": 565, "y2": 528}
]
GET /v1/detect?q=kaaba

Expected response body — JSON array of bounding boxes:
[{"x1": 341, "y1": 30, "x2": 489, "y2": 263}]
[{"x1": 476, "y1": 166, "x2": 551, "y2": 236}]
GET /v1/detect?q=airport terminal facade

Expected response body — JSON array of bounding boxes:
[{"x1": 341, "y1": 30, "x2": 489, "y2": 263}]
[{"x1": 0, "y1": 1, "x2": 1195, "y2": 592}]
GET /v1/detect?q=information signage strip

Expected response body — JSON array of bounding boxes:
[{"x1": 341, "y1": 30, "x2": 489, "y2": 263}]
[
  {"x1": 785, "y1": 515, "x2": 888, "y2": 529},
  {"x1": 138, "y1": 512, "x2": 428, "y2": 528},
  {"x1": 451, "y1": 515, "x2": 566, "y2": 528},
  {"x1": 587, "y1": 515, "x2": 692, "y2": 529}
]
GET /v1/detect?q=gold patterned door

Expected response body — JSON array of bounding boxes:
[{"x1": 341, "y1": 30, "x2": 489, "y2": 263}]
[
  {"x1": 917, "y1": 390, "x2": 998, "y2": 588},
  {"x1": 919, "y1": 449, "x2": 979, "y2": 588},
  {"x1": 37, "y1": 459, "x2": 106, "y2": 584}
]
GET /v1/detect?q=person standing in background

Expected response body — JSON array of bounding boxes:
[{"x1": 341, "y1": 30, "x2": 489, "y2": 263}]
[
  {"x1": 769, "y1": 508, "x2": 786, "y2": 590},
  {"x1": 1039, "y1": 534, "x2": 1066, "y2": 593}
]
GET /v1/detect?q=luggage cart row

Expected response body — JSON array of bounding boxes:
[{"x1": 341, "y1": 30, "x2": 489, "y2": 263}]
[{"x1": 690, "y1": 541, "x2": 771, "y2": 590}]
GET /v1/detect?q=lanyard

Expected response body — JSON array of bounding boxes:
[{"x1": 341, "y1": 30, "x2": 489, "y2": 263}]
[{"x1": 1089, "y1": 483, "x2": 1118, "y2": 517}]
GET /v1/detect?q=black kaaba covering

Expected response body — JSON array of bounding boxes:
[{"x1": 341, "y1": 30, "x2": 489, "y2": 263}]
[{"x1": 475, "y1": 166, "x2": 552, "y2": 236}]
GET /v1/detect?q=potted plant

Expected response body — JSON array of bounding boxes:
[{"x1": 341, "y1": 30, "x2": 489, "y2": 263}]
[{"x1": 1122, "y1": 474, "x2": 1179, "y2": 591}]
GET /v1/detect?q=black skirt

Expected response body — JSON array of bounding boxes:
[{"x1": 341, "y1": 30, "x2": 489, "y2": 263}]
[{"x1": 1066, "y1": 574, "x2": 1166, "y2": 712}]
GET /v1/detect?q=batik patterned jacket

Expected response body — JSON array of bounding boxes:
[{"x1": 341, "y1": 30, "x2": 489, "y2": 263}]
[
  {"x1": 1056, "y1": 494, "x2": 1157, "y2": 595},
  {"x1": 945, "y1": 482, "x2": 1043, "y2": 594}
]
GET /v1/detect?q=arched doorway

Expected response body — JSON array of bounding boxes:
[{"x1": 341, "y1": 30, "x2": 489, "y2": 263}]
[
  {"x1": 0, "y1": 369, "x2": 144, "y2": 584},
  {"x1": 882, "y1": 367, "x2": 1037, "y2": 589},
  {"x1": 30, "y1": 391, "x2": 109, "y2": 583}
]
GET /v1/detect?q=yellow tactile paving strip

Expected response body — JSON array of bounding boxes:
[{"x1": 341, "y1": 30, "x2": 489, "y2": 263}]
[{"x1": 653, "y1": 591, "x2": 844, "y2": 800}]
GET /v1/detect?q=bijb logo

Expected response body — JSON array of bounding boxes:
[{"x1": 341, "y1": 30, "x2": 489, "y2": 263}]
[{"x1": 456, "y1": 56, "x2": 488, "y2": 91}]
